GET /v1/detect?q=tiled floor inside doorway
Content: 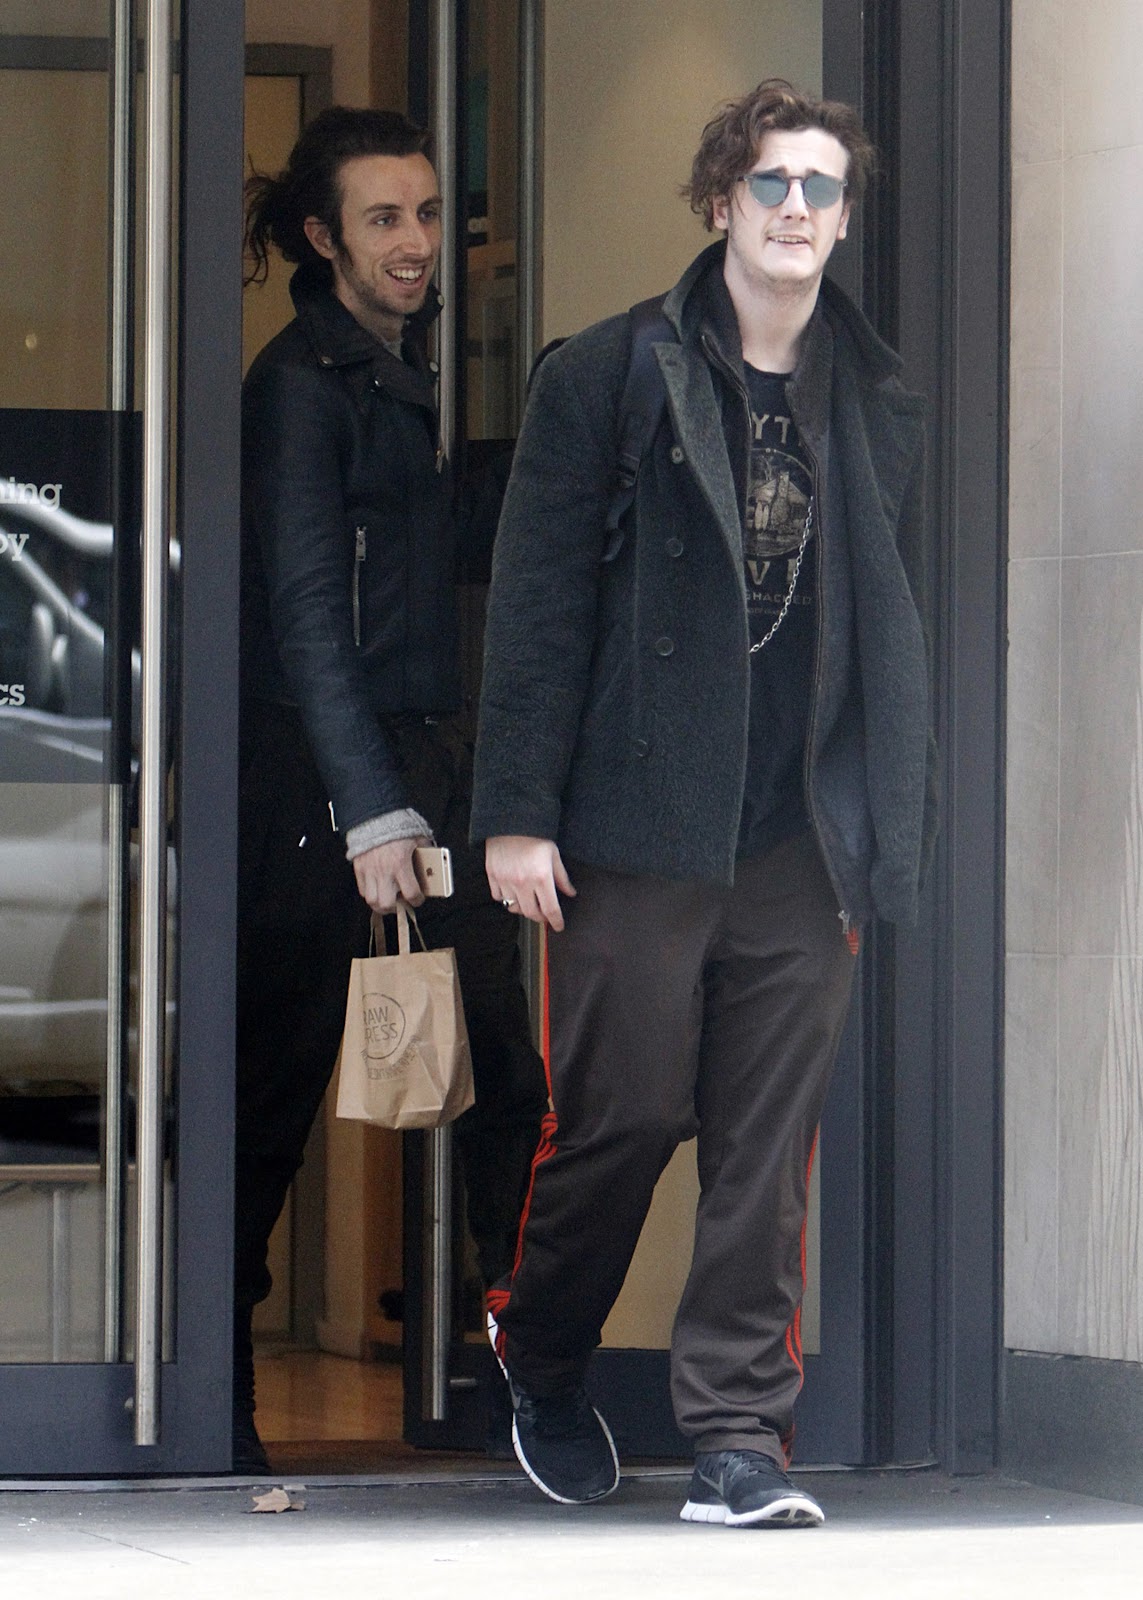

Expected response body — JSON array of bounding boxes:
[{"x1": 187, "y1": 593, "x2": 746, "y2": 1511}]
[{"x1": 253, "y1": 1349, "x2": 429, "y2": 1474}]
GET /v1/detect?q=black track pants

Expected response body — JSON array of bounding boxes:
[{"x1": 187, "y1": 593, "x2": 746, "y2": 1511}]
[
  {"x1": 234, "y1": 707, "x2": 549, "y2": 1337},
  {"x1": 493, "y1": 830, "x2": 856, "y2": 1466}
]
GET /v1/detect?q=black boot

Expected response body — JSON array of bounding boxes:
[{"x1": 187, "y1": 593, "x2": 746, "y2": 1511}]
[
  {"x1": 232, "y1": 1408, "x2": 271, "y2": 1475},
  {"x1": 232, "y1": 1306, "x2": 271, "y2": 1475}
]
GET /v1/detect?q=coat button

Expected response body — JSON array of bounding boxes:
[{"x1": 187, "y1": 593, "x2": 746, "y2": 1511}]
[
  {"x1": 429, "y1": 360, "x2": 440, "y2": 374},
  {"x1": 670, "y1": 445, "x2": 684, "y2": 464},
  {"x1": 318, "y1": 354, "x2": 334, "y2": 367},
  {"x1": 665, "y1": 537, "x2": 684, "y2": 558},
  {"x1": 654, "y1": 636, "x2": 675, "y2": 657},
  {"x1": 632, "y1": 737, "x2": 649, "y2": 758}
]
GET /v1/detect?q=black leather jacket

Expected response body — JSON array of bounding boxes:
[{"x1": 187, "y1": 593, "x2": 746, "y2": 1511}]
[{"x1": 240, "y1": 267, "x2": 460, "y2": 834}]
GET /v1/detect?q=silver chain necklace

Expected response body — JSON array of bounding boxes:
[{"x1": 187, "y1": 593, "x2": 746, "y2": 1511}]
[{"x1": 748, "y1": 498, "x2": 813, "y2": 654}]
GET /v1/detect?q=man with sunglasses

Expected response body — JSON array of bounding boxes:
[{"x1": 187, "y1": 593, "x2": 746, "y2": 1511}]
[{"x1": 471, "y1": 80, "x2": 935, "y2": 1526}]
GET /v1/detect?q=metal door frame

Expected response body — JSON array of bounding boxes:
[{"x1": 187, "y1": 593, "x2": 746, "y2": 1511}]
[
  {"x1": 167, "y1": 0, "x2": 245, "y2": 1474},
  {"x1": 822, "y1": 0, "x2": 1009, "y2": 1474}
]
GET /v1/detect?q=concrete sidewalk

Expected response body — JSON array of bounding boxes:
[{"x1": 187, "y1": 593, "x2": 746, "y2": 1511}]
[{"x1": 1, "y1": 1467, "x2": 1141, "y2": 1600}]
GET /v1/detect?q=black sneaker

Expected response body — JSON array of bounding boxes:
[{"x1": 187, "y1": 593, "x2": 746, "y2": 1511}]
[
  {"x1": 487, "y1": 1312, "x2": 619, "y2": 1504},
  {"x1": 681, "y1": 1450, "x2": 824, "y2": 1527}
]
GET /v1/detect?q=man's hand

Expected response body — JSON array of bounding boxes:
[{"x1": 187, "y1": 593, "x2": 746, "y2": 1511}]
[
  {"x1": 352, "y1": 835, "x2": 431, "y2": 913},
  {"x1": 486, "y1": 835, "x2": 576, "y2": 932}
]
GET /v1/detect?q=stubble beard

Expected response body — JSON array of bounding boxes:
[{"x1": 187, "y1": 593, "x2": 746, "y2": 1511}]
[
  {"x1": 335, "y1": 244, "x2": 427, "y2": 339},
  {"x1": 732, "y1": 234, "x2": 823, "y2": 309}
]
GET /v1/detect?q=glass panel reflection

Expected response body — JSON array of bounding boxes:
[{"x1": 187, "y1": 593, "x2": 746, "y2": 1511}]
[
  {"x1": 0, "y1": 444, "x2": 116, "y2": 1357},
  {"x1": 0, "y1": 21, "x2": 135, "y2": 1362}
]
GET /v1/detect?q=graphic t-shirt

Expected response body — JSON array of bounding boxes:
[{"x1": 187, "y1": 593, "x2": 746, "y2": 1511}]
[{"x1": 736, "y1": 364, "x2": 816, "y2": 859}]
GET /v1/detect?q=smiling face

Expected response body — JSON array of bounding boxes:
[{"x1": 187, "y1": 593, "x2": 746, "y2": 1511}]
[
  {"x1": 712, "y1": 126, "x2": 850, "y2": 307},
  {"x1": 303, "y1": 152, "x2": 442, "y2": 342}
]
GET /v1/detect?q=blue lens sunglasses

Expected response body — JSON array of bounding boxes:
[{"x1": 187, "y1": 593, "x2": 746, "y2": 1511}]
[{"x1": 738, "y1": 170, "x2": 847, "y2": 210}]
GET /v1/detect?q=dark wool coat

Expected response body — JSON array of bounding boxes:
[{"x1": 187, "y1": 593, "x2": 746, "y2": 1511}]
[{"x1": 470, "y1": 242, "x2": 936, "y2": 925}]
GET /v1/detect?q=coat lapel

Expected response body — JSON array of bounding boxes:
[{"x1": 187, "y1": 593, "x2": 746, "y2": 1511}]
[{"x1": 654, "y1": 342, "x2": 743, "y2": 570}]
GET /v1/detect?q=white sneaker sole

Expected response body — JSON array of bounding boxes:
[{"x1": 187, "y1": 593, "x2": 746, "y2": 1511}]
[
  {"x1": 680, "y1": 1493, "x2": 824, "y2": 1527},
  {"x1": 486, "y1": 1310, "x2": 508, "y2": 1377}
]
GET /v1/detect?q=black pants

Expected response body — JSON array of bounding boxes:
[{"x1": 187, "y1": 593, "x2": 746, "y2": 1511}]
[
  {"x1": 234, "y1": 705, "x2": 548, "y2": 1378},
  {"x1": 491, "y1": 831, "x2": 856, "y2": 1467}
]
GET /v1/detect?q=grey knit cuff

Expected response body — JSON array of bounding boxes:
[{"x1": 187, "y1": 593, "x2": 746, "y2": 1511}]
[{"x1": 344, "y1": 808, "x2": 431, "y2": 861}]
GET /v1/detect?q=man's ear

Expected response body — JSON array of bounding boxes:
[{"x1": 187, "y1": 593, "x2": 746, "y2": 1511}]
[
  {"x1": 836, "y1": 201, "x2": 851, "y2": 242},
  {"x1": 303, "y1": 215, "x2": 337, "y2": 261},
  {"x1": 711, "y1": 193, "x2": 732, "y2": 232}
]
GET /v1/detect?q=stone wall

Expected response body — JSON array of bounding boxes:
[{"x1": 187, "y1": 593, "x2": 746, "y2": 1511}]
[{"x1": 1006, "y1": 0, "x2": 1143, "y2": 1359}]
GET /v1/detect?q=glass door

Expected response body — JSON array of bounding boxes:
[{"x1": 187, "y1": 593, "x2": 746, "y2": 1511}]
[
  {"x1": 0, "y1": 1, "x2": 240, "y2": 1475},
  {"x1": 404, "y1": 0, "x2": 871, "y2": 1466}
]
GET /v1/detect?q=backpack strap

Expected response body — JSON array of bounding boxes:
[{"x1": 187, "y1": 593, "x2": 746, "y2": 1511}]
[{"x1": 602, "y1": 293, "x2": 673, "y2": 562}]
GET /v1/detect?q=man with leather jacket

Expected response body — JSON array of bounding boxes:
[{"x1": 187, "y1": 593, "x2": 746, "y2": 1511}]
[
  {"x1": 235, "y1": 106, "x2": 546, "y2": 1472},
  {"x1": 472, "y1": 81, "x2": 935, "y2": 1524}
]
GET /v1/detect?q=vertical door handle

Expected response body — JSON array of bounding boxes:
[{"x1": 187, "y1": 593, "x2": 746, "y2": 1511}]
[
  {"x1": 516, "y1": 0, "x2": 542, "y2": 414},
  {"x1": 103, "y1": 0, "x2": 136, "y2": 1369},
  {"x1": 134, "y1": 0, "x2": 174, "y2": 1446},
  {"x1": 422, "y1": 1126, "x2": 454, "y2": 1422},
  {"x1": 420, "y1": 0, "x2": 459, "y2": 1423},
  {"x1": 433, "y1": 0, "x2": 457, "y2": 468}
]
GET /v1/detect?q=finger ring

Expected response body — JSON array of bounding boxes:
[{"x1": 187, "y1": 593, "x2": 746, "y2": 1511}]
[{"x1": 502, "y1": 898, "x2": 516, "y2": 907}]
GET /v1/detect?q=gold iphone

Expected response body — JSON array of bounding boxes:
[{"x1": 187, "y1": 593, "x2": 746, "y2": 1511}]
[{"x1": 412, "y1": 845, "x2": 454, "y2": 897}]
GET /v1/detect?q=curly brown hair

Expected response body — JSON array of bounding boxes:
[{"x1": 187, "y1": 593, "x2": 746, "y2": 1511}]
[{"x1": 684, "y1": 79, "x2": 876, "y2": 230}]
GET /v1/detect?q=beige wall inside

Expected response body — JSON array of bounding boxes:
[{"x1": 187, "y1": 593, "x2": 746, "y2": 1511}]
[
  {"x1": 243, "y1": 74, "x2": 304, "y2": 375},
  {"x1": 1, "y1": 0, "x2": 374, "y2": 98},
  {"x1": 0, "y1": 70, "x2": 109, "y2": 409},
  {"x1": 541, "y1": 0, "x2": 822, "y2": 341},
  {"x1": 1006, "y1": 0, "x2": 1143, "y2": 1361},
  {"x1": 0, "y1": 3, "x2": 105, "y2": 31},
  {"x1": 602, "y1": 1139, "x2": 821, "y2": 1354},
  {"x1": 246, "y1": 0, "x2": 372, "y2": 105}
]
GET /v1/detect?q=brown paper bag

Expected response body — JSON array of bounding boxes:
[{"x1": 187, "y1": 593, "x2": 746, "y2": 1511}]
[{"x1": 334, "y1": 905, "x2": 474, "y2": 1129}]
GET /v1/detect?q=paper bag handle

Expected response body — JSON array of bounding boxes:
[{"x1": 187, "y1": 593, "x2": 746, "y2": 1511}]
[{"x1": 369, "y1": 903, "x2": 428, "y2": 956}]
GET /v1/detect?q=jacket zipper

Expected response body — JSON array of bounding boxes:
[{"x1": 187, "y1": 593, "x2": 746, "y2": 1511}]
[
  {"x1": 352, "y1": 525, "x2": 366, "y2": 645},
  {"x1": 702, "y1": 331, "x2": 854, "y2": 934}
]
